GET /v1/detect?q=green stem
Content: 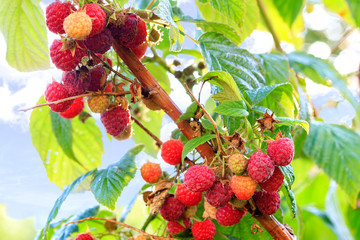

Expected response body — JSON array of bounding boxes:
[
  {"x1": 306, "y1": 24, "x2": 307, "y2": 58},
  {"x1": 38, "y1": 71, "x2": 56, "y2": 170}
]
[{"x1": 141, "y1": 214, "x2": 156, "y2": 231}]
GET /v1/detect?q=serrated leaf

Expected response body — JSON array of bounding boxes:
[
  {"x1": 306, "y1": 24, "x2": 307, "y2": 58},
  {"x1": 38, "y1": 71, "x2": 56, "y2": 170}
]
[
  {"x1": 242, "y1": 0, "x2": 260, "y2": 39},
  {"x1": 272, "y1": 0, "x2": 304, "y2": 27},
  {"x1": 177, "y1": 102, "x2": 198, "y2": 122},
  {"x1": 281, "y1": 181, "x2": 297, "y2": 218},
  {"x1": 0, "y1": 0, "x2": 49, "y2": 71},
  {"x1": 346, "y1": 0, "x2": 360, "y2": 27},
  {"x1": 182, "y1": 135, "x2": 216, "y2": 161},
  {"x1": 214, "y1": 101, "x2": 248, "y2": 117},
  {"x1": 91, "y1": 145, "x2": 144, "y2": 210},
  {"x1": 303, "y1": 121, "x2": 360, "y2": 207},
  {"x1": 276, "y1": 117, "x2": 309, "y2": 134},
  {"x1": 257, "y1": 54, "x2": 291, "y2": 85},
  {"x1": 279, "y1": 165, "x2": 295, "y2": 188}
]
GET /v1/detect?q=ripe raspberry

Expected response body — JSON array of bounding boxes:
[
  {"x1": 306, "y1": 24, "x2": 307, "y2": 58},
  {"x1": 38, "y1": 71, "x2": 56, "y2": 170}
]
[
  {"x1": 168, "y1": 221, "x2": 185, "y2": 235},
  {"x1": 176, "y1": 184, "x2": 202, "y2": 206},
  {"x1": 44, "y1": 81, "x2": 73, "y2": 112},
  {"x1": 88, "y1": 95, "x2": 110, "y2": 113},
  {"x1": 216, "y1": 204, "x2": 245, "y2": 226},
  {"x1": 259, "y1": 166, "x2": 284, "y2": 192},
  {"x1": 123, "y1": 16, "x2": 147, "y2": 48},
  {"x1": 140, "y1": 162, "x2": 162, "y2": 184},
  {"x1": 191, "y1": 219, "x2": 216, "y2": 240},
  {"x1": 182, "y1": 217, "x2": 192, "y2": 228},
  {"x1": 59, "y1": 98, "x2": 84, "y2": 119},
  {"x1": 108, "y1": 13, "x2": 138, "y2": 45},
  {"x1": 83, "y1": 65, "x2": 107, "y2": 92},
  {"x1": 160, "y1": 196, "x2": 185, "y2": 221},
  {"x1": 161, "y1": 139, "x2": 183, "y2": 165},
  {"x1": 75, "y1": 233, "x2": 93, "y2": 240},
  {"x1": 230, "y1": 175, "x2": 257, "y2": 200},
  {"x1": 62, "y1": 71, "x2": 86, "y2": 96},
  {"x1": 247, "y1": 152, "x2": 275, "y2": 183},
  {"x1": 267, "y1": 138, "x2": 294, "y2": 166},
  {"x1": 104, "y1": 82, "x2": 113, "y2": 92},
  {"x1": 64, "y1": 11, "x2": 92, "y2": 39},
  {"x1": 184, "y1": 165, "x2": 215, "y2": 192},
  {"x1": 228, "y1": 153, "x2": 247, "y2": 174},
  {"x1": 46, "y1": 1, "x2": 76, "y2": 34},
  {"x1": 131, "y1": 41, "x2": 148, "y2": 59},
  {"x1": 82, "y1": 3, "x2": 106, "y2": 37},
  {"x1": 206, "y1": 182, "x2": 233, "y2": 208},
  {"x1": 84, "y1": 29, "x2": 112, "y2": 54},
  {"x1": 253, "y1": 190, "x2": 280, "y2": 215},
  {"x1": 50, "y1": 39, "x2": 85, "y2": 71},
  {"x1": 100, "y1": 107, "x2": 130, "y2": 136}
]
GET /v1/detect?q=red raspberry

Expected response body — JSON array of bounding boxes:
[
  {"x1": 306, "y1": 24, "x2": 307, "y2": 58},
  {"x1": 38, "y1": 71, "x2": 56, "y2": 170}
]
[
  {"x1": 84, "y1": 29, "x2": 113, "y2": 54},
  {"x1": 59, "y1": 98, "x2": 84, "y2": 119},
  {"x1": 161, "y1": 139, "x2": 183, "y2": 165},
  {"x1": 46, "y1": 1, "x2": 76, "y2": 34},
  {"x1": 184, "y1": 165, "x2": 215, "y2": 192},
  {"x1": 216, "y1": 204, "x2": 246, "y2": 226},
  {"x1": 228, "y1": 153, "x2": 247, "y2": 175},
  {"x1": 230, "y1": 175, "x2": 257, "y2": 200},
  {"x1": 167, "y1": 221, "x2": 185, "y2": 235},
  {"x1": 140, "y1": 162, "x2": 162, "y2": 184},
  {"x1": 82, "y1": 3, "x2": 106, "y2": 37},
  {"x1": 176, "y1": 184, "x2": 202, "y2": 206},
  {"x1": 50, "y1": 39, "x2": 85, "y2": 71},
  {"x1": 75, "y1": 233, "x2": 93, "y2": 240},
  {"x1": 247, "y1": 152, "x2": 275, "y2": 183},
  {"x1": 44, "y1": 81, "x2": 73, "y2": 112},
  {"x1": 108, "y1": 13, "x2": 138, "y2": 45},
  {"x1": 206, "y1": 181, "x2": 233, "y2": 208},
  {"x1": 267, "y1": 138, "x2": 294, "y2": 166},
  {"x1": 104, "y1": 82, "x2": 113, "y2": 92},
  {"x1": 62, "y1": 71, "x2": 85, "y2": 96},
  {"x1": 160, "y1": 196, "x2": 185, "y2": 221},
  {"x1": 182, "y1": 217, "x2": 192, "y2": 228},
  {"x1": 131, "y1": 41, "x2": 148, "y2": 59},
  {"x1": 83, "y1": 65, "x2": 107, "y2": 92},
  {"x1": 123, "y1": 16, "x2": 147, "y2": 48},
  {"x1": 191, "y1": 219, "x2": 216, "y2": 240},
  {"x1": 253, "y1": 190, "x2": 280, "y2": 215},
  {"x1": 259, "y1": 166, "x2": 284, "y2": 192},
  {"x1": 100, "y1": 107, "x2": 130, "y2": 136}
]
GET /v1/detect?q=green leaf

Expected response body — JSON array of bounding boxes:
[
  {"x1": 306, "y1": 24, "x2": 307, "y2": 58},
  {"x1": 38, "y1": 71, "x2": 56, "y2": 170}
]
[
  {"x1": 214, "y1": 101, "x2": 248, "y2": 117},
  {"x1": 242, "y1": 0, "x2": 260, "y2": 39},
  {"x1": 90, "y1": 145, "x2": 144, "y2": 210},
  {"x1": 182, "y1": 135, "x2": 216, "y2": 161},
  {"x1": 29, "y1": 97, "x2": 103, "y2": 189},
  {"x1": 272, "y1": 0, "x2": 304, "y2": 27},
  {"x1": 39, "y1": 170, "x2": 96, "y2": 239},
  {"x1": 281, "y1": 180, "x2": 297, "y2": 218},
  {"x1": 199, "y1": 32, "x2": 266, "y2": 93},
  {"x1": 303, "y1": 121, "x2": 360, "y2": 207},
  {"x1": 177, "y1": 102, "x2": 198, "y2": 122},
  {"x1": 346, "y1": 0, "x2": 360, "y2": 27},
  {"x1": 0, "y1": 0, "x2": 49, "y2": 71},
  {"x1": 276, "y1": 117, "x2": 310, "y2": 134},
  {"x1": 279, "y1": 165, "x2": 295, "y2": 188},
  {"x1": 146, "y1": 62, "x2": 171, "y2": 93},
  {"x1": 257, "y1": 54, "x2": 291, "y2": 85}
]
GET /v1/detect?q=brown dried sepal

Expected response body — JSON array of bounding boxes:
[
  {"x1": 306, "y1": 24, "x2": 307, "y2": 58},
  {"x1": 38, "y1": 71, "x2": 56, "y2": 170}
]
[
  {"x1": 146, "y1": 180, "x2": 174, "y2": 215},
  {"x1": 203, "y1": 198, "x2": 217, "y2": 219},
  {"x1": 223, "y1": 132, "x2": 246, "y2": 153},
  {"x1": 184, "y1": 206, "x2": 197, "y2": 218},
  {"x1": 229, "y1": 198, "x2": 247, "y2": 209},
  {"x1": 142, "y1": 96, "x2": 161, "y2": 110},
  {"x1": 190, "y1": 121, "x2": 202, "y2": 138},
  {"x1": 256, "y1": 111, "x2": 282, "y2": 133},
  {"x1": 214, "y1": 164, "x2": 231, "y2": 179},
  {"x1": 251, "y1": 223, "x2": 263, "y2": 234},
  {"x1": 142, "y1": 191, "x2": 152, "y2": 203},
  {"x1": 130, "y1": 82, "x2": 142, "y2": 103},
  {"x1": 264, "y1": 131, "x2": 284, "y2": 144}
]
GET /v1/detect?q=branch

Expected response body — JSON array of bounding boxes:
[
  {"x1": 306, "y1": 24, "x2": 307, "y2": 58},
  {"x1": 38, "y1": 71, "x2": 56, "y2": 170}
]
[{"x1": 131, "y1": 116, "x2": 163, "y2": 147}]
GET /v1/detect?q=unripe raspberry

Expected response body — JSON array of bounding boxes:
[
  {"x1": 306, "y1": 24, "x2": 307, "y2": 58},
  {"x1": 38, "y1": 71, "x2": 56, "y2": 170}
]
[
  {"x1": 230, "y1": 175, "x2": 257, "y2": 200},
  {"x1": 135, "y1": 235, "x2": 147, "y2": 240},
  {"x1": 59, "y1": 98, "x2": 84, "y2": 119},
  {"x1": 62, "y1": 71, "x2": 86, "y2": 96},
  {"x1": 140, "y1": 162, "x2": 162, "y2": 184},
  {"x1": 64, "y1": 11, "x2": 92, "y2": 39},
  {"x1": 50, "y1": 39, "x2": 85, "y2": 71},
  {"x1": 206, "y1": 181, "x2": 233, "y2": 208},
  {"x1": 82, "y1": 3, "x2": 106, "y2": 37},
  {"x1": 191, "y1": 219, "x2": 216, "y2": 240},
  {"x1": 100, "y1": 107, "x2": 130, "y2": 136},
  {"x1": 84, "y1": 29, "x2": 112, "y2": 54},
  {"x1": 87, "y1": 95, "x2": 110, "y2": 113},
  {"x1": 131, "y1": 41, "x2": 148, "y2": 59},
  {"x1": 161, "y1": 139, "x2": 183, "y2": 165},
  {"x1": 228, "y1": 153, "x2": 247, "y2": 174},
  {"x1": 184, "y1": 165, "x2": 215, "y2": 192},
  {"x1": 160, "y1": 196, "x2": 185, "y2": 221},
  {"x1": 176, "y1": 184, "x2": 202, "y2": 206},
  {"x1": 75, "y1": 233, "x2": 93, "y2": 240},
  {"x1": 267, "y1": 138, "x2": 294, "y2": 166},
  {"x1": 216, "y1": 204, "x2": 246, "y2": 226},
  {"x1": 259, "y1": 166, "x2": 284, "y2": 192},
  {"x1": 46, "y1": 1, "x2": 76, "y2": 34},
  {"x1": 44, "y1": 81, "x2": 73, "y2": 112},
  {"x1": 247, "y1": 152, "x2": 275, "y2": 183},
  {"x1": 253, "y1": 190, "x2": 280, "y2": 215}
]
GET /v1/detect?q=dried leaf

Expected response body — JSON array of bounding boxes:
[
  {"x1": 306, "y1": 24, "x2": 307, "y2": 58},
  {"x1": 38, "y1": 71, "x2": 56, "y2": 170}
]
[
  {"x1": 203, "y1": 198, "x2": 217, "y2": 219},
  {"x1": 190, "y1": 121, "x2": 202, "y2": 138},
  {"x1": 130, "y1": 82, "x2": 141, "y2": 103},
  {"x1": 256, "y1": 112, "x2": 282, "y2": 133},
  {"x1": 146, "y1": 180, "x2": 174, "y2": 215},
  {"x1": 223, "y1": 132, "x2": 246, "y2": 153}
]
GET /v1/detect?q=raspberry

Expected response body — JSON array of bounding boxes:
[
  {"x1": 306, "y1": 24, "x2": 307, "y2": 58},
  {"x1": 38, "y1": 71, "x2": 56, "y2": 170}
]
[
  {"x1": 104, "y1": 82, "x2": 113, "y2": 92},
  {"x1": 87, "y1": 95, "x2": 110, "y2": 113},
  {"x1": 228, "y1": 153, "x2": 247, "y2": 175},
  {"x1": 230, "y1": 175, "x2": 257, "y2": 200},
  {"x1": 59, "y1": 98, "x2": 84, "y2": 119},
  {"x1": 259, "y1": 166, "x2": 284, "y2": 192},
  {"x1": 216, "y1": 204, "x2": 245, "y2": 226},
  {"x1": 253, "y1": 190, "x2": 280, "y2": 215},
  {"x1": 100, "y1": 107, "x2": 130, "y2": 136},
  {"x1": 84, "y1": 29, "x2": 112, "y2": 54},
  {"x1": 160, "y1": 196, "x2": 185, "y2": 221},
  {"x1": 131, "y1": 41, "x2": 148, "y2": 59},
  {"x1": 108, "y1": 13, "x2": 138, "y2": 45},
  {"x1": 46, "y1": 1, "x2": 76, "y2": 34},
  {"x1": 83, "y1": 65, "x2": 107, "y2": 92},
  {"x1": 206, "y1": 181, "x2": 233, "y2": 208},
  {"x1": 167, "y1": 221, "x2": 185, "y2": 235},
  {"x1": 161, "y1": 139, "x2": 183, "y2": 165},
  {"x1": 75, "y1": 233, "x2": 93, "y2": 240},
  {"x1": 50, "y1": 39, "x2": 85, "y2": 71},
  {"x1": 82, "y1": 3, "x2": 106, "y2": 37},
  {"x1": 64, "y1": 11, "x2": 92, "y2": 39},
  {"x1": 247, "y1": 152, "x2": 275, "y2": 183},
  {"x1": 191, "y1": 219, "x2": 216, "y2": 240},
  {"x1": 176, "y1": 184, "x2": 202, "y2": 206},
  {"x1": 267, "y1": 138, "x2": 294, "y2": 166},
  {"x1": 123, "y1": 16, "x2": 147, "y2": 48},
  {"x1": 184, "y1": 165, "x2": 215, "y2": 192},
  {"x1": 62, "y1": 71, "x2": 86, "y2": 96},
  {"x1": 140, "y1": 162, "x2": 162, "y2": 184},
  {"x1": 44, "y1": 81, "x2": 73, "y2": 112},
  {"x1": 114, "y1": 124, "x2": 133, "y2": 141},
  {"x1": 135, "y1": 235, "x2": 146, "y2": 240},
  {"x1": 182, "y1": 217, "x2": 192, "y2": 228}
]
